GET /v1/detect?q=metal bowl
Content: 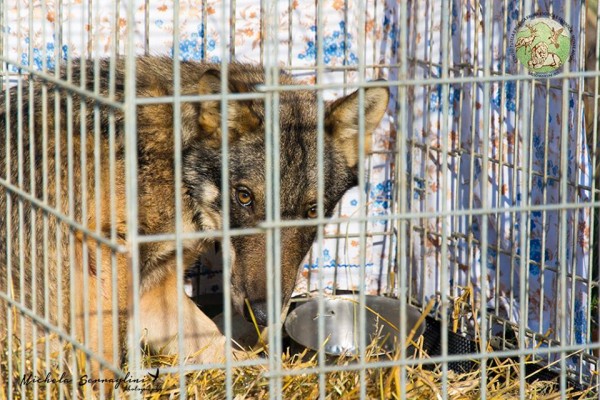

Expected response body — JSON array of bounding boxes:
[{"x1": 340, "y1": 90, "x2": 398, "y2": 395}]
[{"x1": 284, "y1": 295, "x2": 425, "y2": 356}]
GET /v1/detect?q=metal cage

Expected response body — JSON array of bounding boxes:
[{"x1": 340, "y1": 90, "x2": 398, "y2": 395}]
[{"x1": 1, "y1": 0, "x2": 599, "y2": 399}]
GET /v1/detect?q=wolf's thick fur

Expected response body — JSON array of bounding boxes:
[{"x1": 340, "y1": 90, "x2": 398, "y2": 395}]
[{"x1": 0, "y1": 57, "x2": 388, "y2": 377}]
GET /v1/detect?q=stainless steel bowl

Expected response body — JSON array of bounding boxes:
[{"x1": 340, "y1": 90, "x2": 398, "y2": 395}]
[{"x1": 284, "y1": 295, "x2": 425, "y2": 356}]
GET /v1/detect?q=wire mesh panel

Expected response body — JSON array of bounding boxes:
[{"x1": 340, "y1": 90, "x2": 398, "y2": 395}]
[{"x1": 1, "y1": 0, "x2": 599, "y2": 399}]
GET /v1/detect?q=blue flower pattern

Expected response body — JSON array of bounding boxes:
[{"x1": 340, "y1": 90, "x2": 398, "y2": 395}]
[
  {"x1": 12, "y1": 38, "x2": 64, "y2": 73},
  {"x1": 298, "y1": 22, "x2": 358, "y2": 65},
  {"x1": 170, "y1": 24, "x2": 217, "y2": 62},
  {"x1": 370, "y1": 179, "x2": 393, "y2": 225}
]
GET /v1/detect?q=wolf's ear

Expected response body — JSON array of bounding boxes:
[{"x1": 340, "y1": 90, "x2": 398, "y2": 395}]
[
  {"x1": 197, "y1": 69, "x2": 261, "y2": 143},
  {"x1": 325, "y1": 84, "x2": 389, "y2": 168}
]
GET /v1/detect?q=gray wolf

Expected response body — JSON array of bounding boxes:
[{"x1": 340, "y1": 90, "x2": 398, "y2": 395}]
[{"x1": 0, "y1": 56, "x2": 389, "y2": 379}]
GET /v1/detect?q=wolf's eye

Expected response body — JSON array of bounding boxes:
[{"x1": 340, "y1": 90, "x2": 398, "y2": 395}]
[
  {"x1": 236, "y1": 187, "x2": 253, "y2": 207},
  {"x1": 307, "y1": 205, "x2": 318, "y2": 219}
]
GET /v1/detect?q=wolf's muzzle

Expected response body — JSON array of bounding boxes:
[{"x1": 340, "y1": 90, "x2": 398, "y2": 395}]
[{"x1": 244, "y1": 300, "x2": 268, "y2": 326}]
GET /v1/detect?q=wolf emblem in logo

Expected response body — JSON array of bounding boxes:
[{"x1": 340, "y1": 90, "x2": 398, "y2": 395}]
[{"x1": 0, "y1": 56, "x2": 389, "y2": 379}]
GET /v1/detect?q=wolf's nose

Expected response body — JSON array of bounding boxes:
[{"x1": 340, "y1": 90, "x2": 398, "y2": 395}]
[{"x1": 243, "y1": 301, "x2": 268, "y2": 326}]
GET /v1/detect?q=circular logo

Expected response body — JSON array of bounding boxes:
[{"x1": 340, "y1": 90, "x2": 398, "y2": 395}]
[{"x1": 511, "y1": 13, "x2": 574, "y2": 77}]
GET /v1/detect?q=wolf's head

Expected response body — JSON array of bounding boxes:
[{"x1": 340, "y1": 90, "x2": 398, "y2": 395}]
[{"x1": 183, "y1": 65, "x2": 389, "y2": 326}]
